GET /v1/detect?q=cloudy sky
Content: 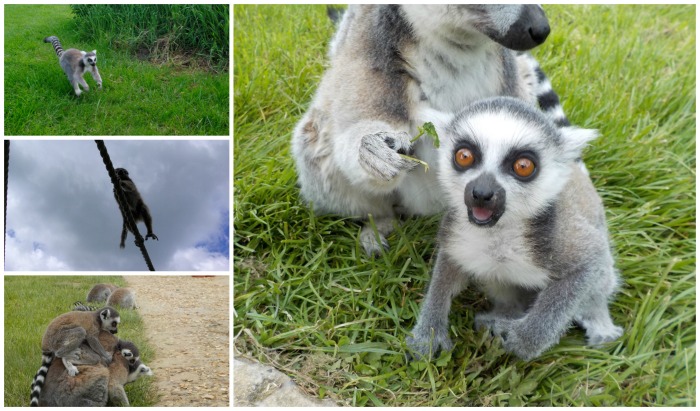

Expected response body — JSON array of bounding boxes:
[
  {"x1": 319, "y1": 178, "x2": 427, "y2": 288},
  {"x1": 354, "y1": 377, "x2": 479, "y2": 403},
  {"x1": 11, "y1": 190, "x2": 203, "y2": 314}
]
[{"x1": 4, "y1": 140, "x2": 230, "y2": 272}]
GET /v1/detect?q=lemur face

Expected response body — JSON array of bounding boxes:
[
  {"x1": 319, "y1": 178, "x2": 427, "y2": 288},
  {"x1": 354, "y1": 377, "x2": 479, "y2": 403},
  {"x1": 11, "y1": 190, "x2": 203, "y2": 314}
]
[
  {"x1": 428, "y1": 97, "x2": 598, "y2": 227},
  {"x1": 100, "y1": 308, "x2": 121, "y2": 334},
  {"x1": 84, "y1": 51, "x2": 97, "y2": 67}
]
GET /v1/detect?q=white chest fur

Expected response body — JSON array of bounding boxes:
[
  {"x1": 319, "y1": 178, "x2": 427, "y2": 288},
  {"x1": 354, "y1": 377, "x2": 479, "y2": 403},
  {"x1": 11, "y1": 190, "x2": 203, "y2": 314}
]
[
  {"x1": 444, "y1": 219, "x2": 551, "y2": 290},
  {"x1": 408, "y1": 43, "x2": 503, "y2": 112}
]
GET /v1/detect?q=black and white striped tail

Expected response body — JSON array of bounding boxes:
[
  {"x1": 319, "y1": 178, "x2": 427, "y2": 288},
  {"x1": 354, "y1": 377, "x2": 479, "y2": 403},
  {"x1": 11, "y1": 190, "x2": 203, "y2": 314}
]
[
  {"x1": 73, "y1": 301, "x2": 98, "y2": 311},
  {"x1": 29, "y1": 352, "x2": 53, "y2": 407},
  {"x1": 43, "y1": 35, "x2": 64, "y2": 58},
  {"x1": 522, "y1": 53, "x2": 571, "y2": 128}
]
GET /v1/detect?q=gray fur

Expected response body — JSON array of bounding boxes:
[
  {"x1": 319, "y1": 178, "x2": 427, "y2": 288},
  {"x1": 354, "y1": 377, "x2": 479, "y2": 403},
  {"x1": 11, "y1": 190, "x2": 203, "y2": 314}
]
[
  {"x1": 44, "y1": 36, "x2": 103, "y2": 97},
  {"x1": 292, "y1": 5, "x2": 570, "y2": 255},
  {"x1": 106, "y1": 287, "x2": 137, "y2": 309},
  {"x1": 407, "y1": 97, "x2": 622, "y2": 361},
  {"x1": 86, "y1": 283, "x2": 118, "y2": 303}
]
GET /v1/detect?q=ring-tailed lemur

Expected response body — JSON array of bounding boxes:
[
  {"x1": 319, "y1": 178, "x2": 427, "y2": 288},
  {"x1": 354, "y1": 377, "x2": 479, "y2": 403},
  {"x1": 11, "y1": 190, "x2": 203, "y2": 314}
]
[
  {"x1": 114, "y1": 168, "x2": 158, "y2": 249},
  {"x1": 43, "y1": 36, "x2": 103, "y2": 97},
  {"x1": 292, "y1": 5, "x2": 571, "y2": 255},
  {"x1": 106, "y1": 287, "x2": 137, "y2": 309},
  {"x1": 87, "y1": 283, "x2": 118, "y2": 303},
  {"x1": 406, "y1": 97, "x2": 622, "y2": 361}
]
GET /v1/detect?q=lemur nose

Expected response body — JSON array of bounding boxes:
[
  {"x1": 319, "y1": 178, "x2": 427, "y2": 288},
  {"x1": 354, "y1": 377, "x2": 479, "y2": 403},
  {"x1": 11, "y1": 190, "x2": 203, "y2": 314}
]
[
  {"x1": 472, "y1": 187, "x2": 494, "y2": 202},
  {"x1": 529, "y1": 23, "x2": 550, "y2": 45}
]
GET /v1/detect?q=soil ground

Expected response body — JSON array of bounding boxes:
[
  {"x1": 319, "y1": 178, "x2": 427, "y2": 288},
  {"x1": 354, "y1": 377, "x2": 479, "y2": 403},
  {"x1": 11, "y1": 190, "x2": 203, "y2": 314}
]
[{"x1": 125, "y1": 276, "x2": 230, "y2": 406}]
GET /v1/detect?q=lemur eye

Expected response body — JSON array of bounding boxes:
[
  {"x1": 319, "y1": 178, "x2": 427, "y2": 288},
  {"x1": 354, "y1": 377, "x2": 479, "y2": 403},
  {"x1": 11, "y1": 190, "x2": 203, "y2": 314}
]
[
  {"x1": 513, "y1": 157, "x2": 535, "y2": 178},
  {"x1": 454, "y1": 148, "x2": 475, "y2": 168}
]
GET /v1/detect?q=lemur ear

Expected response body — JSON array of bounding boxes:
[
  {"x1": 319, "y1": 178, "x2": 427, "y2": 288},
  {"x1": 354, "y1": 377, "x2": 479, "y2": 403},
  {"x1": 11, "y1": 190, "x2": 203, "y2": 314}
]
[
  {"x1": 92, "y1": 50, "x2": 97, "y2": 54},
  {"x1": 559, "y1": 127, "x2": 599, "y2": 159},
  {"x1": 80, "y1": 50, "x2": 86, "y2": 56}
]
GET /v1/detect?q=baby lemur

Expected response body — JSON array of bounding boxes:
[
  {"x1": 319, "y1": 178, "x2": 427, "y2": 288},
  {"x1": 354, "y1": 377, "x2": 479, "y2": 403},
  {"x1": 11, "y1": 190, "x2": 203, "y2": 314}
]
[
  {"x1": 407, "y1": 97, "x2": 623, "y2": 360},
  {"x1": 44, "y1": 36, "x2": 102, "y2": 97}
]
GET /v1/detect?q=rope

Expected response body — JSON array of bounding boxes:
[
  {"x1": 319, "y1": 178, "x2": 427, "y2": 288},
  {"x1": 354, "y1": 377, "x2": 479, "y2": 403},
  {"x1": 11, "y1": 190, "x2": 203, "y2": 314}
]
[
  {"x1": 95, "y1": 140, "x2": 156, "y2": 271},
  {"x1": 4, "y1": 140, "x2": 9, "y2": 263}
]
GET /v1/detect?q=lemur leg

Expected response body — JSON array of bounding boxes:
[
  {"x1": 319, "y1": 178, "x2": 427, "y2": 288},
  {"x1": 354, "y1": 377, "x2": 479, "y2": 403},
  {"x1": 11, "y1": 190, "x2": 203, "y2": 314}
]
[
  {"x1": 70, "y1": 77, "x2": 83, "y2": 96},
  {"x1": 120, "y1": 221, "x2": 128, "y2": 249},
  {"x1": 53, "y1": 327, "x2": 88, "y2": 376},
  {"x1": 90, "y1": 66, "x2": 103, "y2": 89},
  {"x1": 574, "y1": 270, "x2": 623, "y2": 346},
  {"x1": 407, "y1": 250, "x2": 469, "y2": 358},
  {"x1": 75, "y1": 74, "x2": 90, "y2": 93}
]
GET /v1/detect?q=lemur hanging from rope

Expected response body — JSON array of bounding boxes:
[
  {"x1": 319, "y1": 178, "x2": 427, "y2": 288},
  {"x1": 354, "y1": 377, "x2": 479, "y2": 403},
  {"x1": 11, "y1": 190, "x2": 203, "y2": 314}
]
[{"x1": 113, "y1": 168, "x2": 158, "y2": 249}]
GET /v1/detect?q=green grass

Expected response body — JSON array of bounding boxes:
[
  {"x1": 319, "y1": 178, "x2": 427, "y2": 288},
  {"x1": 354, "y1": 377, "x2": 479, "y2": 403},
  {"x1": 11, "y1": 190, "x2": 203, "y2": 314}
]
[
  {"x1": 71, "y1": 4, "x2": 229, "y2": 72},
  {"x1": 234, "y1": 5, "x2": 695, "y2": 406},
  {"x1": 4, "y1": 276, "x2": 157, "y2": 407},
  {"x1": 4, "y1": 5, "x2": 229, "y2": 136}
]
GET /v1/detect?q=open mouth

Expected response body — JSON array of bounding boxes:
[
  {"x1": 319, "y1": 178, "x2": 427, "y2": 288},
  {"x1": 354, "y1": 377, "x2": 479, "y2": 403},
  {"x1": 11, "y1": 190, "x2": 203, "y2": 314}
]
[{"x1": 468, "y1": 206, "x2": 499, "y2": 226}]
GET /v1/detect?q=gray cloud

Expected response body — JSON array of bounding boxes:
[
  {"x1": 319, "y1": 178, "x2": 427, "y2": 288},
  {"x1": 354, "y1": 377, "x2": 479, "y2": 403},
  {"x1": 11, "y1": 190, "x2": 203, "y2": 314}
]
[{"x1": 4, "y1": 139, "x2": 230, "y2": 271}]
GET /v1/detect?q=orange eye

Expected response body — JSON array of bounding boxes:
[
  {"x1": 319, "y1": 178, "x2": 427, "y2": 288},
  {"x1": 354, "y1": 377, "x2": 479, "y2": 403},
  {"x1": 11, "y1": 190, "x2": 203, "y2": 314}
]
[
  {"x1": 513, "y1": 157, "x2": 535, "y2": 178},
  {"x1": 455, "y1": 148, "x2": 475, "y2": 168}
]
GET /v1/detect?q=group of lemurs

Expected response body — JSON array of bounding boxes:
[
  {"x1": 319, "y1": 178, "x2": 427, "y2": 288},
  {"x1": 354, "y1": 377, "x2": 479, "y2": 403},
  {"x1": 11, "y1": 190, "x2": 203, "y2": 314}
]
[
  {"x1": 83, "y1": 283, "x2": 138, "y2": 309},
  {"x1": 30, "y1": 284, "x2": 149, "y2": 406},
  {"x1": 292, "y1": 5, "x2": 623, "y2": 361}
]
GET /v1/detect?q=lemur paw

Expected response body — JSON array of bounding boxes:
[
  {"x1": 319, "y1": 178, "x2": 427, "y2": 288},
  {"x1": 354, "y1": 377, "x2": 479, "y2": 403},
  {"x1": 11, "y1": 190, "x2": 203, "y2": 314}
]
[
  {"x1": 586, "y1": 325, "x2": 623, "y2": 346},
  {"x1": 145, "y1": 233, "x2": 158, "y2": 241},
  {"x1": 358, "y1": 131, "x2": 417, "y2": 182},
  {"x1": 406, "y1": 326, "x2": 454, "y2": 360},
  {"x1": 476, "y1": 314, "x2": 542, "y2": 360},
  {"x1": 359, "y1": 226, "x2": 388, "y2": 256},
  {"x1": 66, "y1": 365, "x2": 80, "y2": 376},
  {"x1": 489, "y1": 318, "x2": 544, "y2": 361}
]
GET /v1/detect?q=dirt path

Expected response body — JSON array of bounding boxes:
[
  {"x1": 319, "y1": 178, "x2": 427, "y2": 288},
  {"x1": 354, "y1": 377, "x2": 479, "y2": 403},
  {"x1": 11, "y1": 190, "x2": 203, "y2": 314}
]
[{"x1": 125, "y1": 276, "x2": 230, "y2": 406}]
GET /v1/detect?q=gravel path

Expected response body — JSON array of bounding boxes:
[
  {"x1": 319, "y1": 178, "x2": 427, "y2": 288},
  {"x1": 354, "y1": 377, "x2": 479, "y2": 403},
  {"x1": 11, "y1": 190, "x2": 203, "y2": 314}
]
[{"x1": 125, "y1": 275, "x2": 230, "y2": 406}]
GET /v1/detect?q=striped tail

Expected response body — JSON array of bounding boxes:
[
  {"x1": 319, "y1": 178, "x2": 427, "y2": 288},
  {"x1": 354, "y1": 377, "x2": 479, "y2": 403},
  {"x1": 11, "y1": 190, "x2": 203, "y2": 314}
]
[
  {"x1": 29, "y1": 352, "x2": 53, "y2": 407},
  {"x1": 43, "y1": 36, "x2": 64, "y2": 58},
  {"x1": 521, "y1": 53, "x2": 571, "y2": 128},
  {"x1": 73, "y1": 301, "x2": 98, "y2": 311}
]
